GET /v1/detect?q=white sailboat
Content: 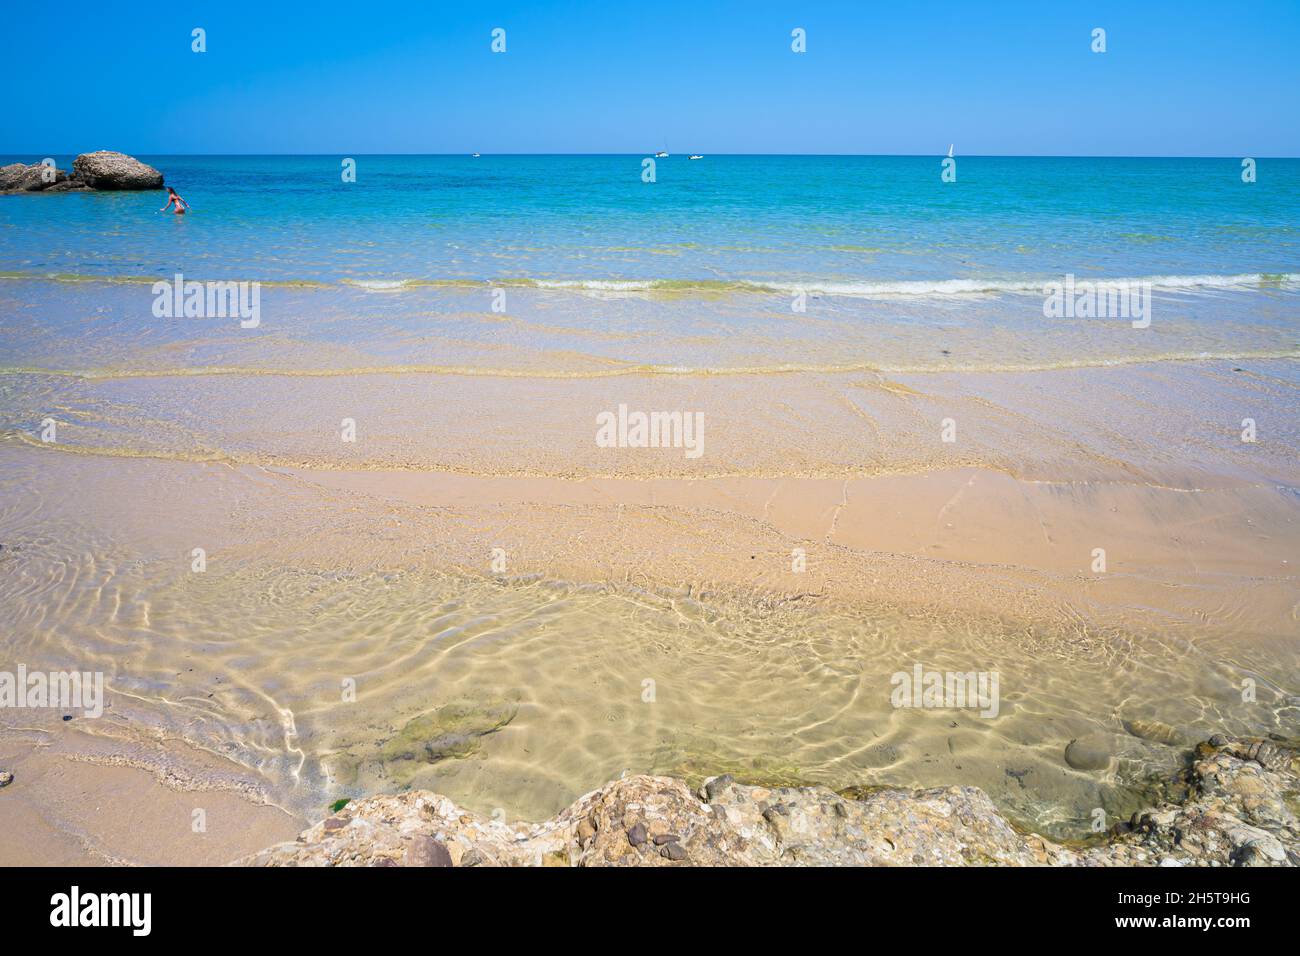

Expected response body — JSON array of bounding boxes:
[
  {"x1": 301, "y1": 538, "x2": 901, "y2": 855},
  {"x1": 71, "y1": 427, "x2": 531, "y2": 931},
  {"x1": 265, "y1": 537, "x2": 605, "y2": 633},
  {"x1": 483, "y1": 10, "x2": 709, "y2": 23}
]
[
  {"x1": 947, "y1": 144, "x2": 954, "y2": 158},
  {"x1": 688, "y1": 154, "x2": 703, "y2": 160}
]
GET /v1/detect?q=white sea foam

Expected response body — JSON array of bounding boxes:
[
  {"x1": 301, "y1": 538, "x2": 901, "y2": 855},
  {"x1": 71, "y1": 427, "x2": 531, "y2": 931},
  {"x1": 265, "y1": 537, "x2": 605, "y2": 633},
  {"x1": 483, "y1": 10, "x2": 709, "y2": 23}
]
[
  {"x1": 340, "y1": 278, "x2": 415, "y2": 292},
  {"x1": 413, "y1": 272, "x2": 1300, "y2": 298},
  {"x1": 762, "y1": 272, "x2": 1300, "y2": 298},
  {"x1": 8, "y1": 269, "x2": 1299, "y2": 299}
]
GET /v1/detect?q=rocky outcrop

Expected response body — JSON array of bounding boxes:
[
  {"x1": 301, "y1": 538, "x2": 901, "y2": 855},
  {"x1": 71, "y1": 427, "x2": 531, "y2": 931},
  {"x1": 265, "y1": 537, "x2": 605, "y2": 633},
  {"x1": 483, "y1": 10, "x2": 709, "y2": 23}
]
[
  {"x1": 1, "y1": 152, "x2": 162, "y2": 193},
  {"x1": 239, "y1": 733, "x2": 1299, "y2": 867},
  {"x1": 0, "y1": 161, "x2": 85, "y2": 193},
  {"x1": 71, "y1": 151, "x2": 164, "y2": 190},
  {"x1": 1099, "y1": 734, "x2": 1299, "y2": 867}
]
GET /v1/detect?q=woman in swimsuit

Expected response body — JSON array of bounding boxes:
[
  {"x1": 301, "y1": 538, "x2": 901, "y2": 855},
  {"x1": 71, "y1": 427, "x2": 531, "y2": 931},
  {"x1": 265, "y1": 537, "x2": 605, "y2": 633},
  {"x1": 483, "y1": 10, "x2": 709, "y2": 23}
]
[{"x1": 160, "y1": 186, "x2": 190, "y2": 215}]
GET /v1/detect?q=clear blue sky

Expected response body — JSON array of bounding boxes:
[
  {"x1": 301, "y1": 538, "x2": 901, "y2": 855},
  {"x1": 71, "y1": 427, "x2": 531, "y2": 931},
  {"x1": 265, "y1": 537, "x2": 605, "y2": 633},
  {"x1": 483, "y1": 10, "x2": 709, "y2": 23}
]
[{"x1": 4, "y1": 0, "x2": 1297, "y2": 156}]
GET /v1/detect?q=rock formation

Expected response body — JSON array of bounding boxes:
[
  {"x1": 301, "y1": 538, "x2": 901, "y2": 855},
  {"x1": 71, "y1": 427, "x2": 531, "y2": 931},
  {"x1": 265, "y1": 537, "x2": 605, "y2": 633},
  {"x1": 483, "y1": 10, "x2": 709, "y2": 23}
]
[
  {"x1": 1, "y1": 151, "x2": 163, "y2": 193},
  {"x1": 240, "y1": 733, "x2": 1298, "y2": 867},
  {"x1": 71, "y1": 151, "x2": 164, "y2": 190},
  {"x1": 0, "y1": 161, "x2": 81, "y2": 192}
]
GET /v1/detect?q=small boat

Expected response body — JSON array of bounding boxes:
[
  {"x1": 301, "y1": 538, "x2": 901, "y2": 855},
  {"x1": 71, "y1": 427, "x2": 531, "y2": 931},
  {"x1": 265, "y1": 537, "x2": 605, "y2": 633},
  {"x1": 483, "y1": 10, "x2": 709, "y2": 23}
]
[
  {"x1": 688, "y1": 154, "x2": 703, "y2": 160},
  {"x1": 655, "y1": 150, "x2": 668, "y2": 158},
  {"x1": 471, "y1": 152, "x2": 481, "y2": 158},
  {"x1": 947, "y1": 144, "x2": 954, "y2": 158}
]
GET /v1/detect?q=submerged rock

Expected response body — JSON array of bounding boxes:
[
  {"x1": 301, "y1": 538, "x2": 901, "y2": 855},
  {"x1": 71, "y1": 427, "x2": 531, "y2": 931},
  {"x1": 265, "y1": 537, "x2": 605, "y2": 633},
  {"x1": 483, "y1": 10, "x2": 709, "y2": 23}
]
[
  {"x1": 1123, "y1": 718, "x2": 1187, "y2": 747},
  {"x1": 1064, "y1": 737, "x2": 1112, "y2": 771},
  {"x1": 238, "y1": 734, "x2": 1299, "y2": 867},
  {"x1": 378, "y1": 700, "x2": 517, "y2": 764}
]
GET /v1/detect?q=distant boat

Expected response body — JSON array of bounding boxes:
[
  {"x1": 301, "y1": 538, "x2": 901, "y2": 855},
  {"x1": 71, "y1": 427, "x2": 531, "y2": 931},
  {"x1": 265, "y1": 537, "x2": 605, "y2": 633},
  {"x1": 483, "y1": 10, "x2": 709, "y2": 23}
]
[
  {"x1": 947, "y1": 144, "x2": 954, "y2": 158},
  {"x1": 471, "y1": 152, "x2": 481, "y2": 158},
  {"x1": 688, "y1": 154, "x2": 703, "y2": 160},
  {"x1": 655, "y1": 150, "x2": 668, "y2": 158}
]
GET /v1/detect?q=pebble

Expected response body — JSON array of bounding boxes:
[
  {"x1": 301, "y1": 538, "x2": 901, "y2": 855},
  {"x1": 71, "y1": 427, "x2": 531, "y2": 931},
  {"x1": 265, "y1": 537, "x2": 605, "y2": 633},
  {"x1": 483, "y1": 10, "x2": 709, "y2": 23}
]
[
  {"x1": 660, "y1": 841, "x2": 688, "y2": 861},
  {"x1": 0, "y1": 770, "x2": 12, "y2": 788},
  {"x1": 404, "y1": 835, "x2": 453, "y2": 867},
  {"x1": 627, "y1": 822, "x2": 647, "y2": 846},
  {"x1": 1123, "y1": 718, "x2": 1185, "y2": 747},
  {"x1": 1064, "y1": 738, "x2": 1112, "y2": 771},
  {"x1": 703, "y1": 774, "x2": 734, "y2": 801},
  {"x1": 652, "y1": 833, "x2": 679, "y2": 845}
]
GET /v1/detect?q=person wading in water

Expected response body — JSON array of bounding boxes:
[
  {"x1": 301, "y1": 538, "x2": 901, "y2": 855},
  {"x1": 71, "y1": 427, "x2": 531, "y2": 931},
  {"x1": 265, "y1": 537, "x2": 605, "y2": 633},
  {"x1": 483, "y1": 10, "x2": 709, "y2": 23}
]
[{"x1": 160, "y1": 186, "x2": 190, "y2": 215}]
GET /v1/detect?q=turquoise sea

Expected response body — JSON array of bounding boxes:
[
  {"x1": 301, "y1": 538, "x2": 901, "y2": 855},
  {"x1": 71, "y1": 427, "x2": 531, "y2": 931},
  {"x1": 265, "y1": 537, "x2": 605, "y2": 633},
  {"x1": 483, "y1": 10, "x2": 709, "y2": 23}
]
[
  {"x1": 3, "y1": 155, "x2": 1299, "y2": 287},
  {"x1": 2, "y1": 155, "x2": 1298, "y2": 383}
]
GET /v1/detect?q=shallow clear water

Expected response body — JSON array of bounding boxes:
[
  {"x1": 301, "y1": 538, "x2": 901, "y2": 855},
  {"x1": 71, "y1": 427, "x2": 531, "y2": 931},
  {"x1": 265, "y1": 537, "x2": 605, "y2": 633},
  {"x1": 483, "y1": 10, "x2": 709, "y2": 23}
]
[{"x1": 2, "y1": 448, "x2": 1296, "y2": 839}]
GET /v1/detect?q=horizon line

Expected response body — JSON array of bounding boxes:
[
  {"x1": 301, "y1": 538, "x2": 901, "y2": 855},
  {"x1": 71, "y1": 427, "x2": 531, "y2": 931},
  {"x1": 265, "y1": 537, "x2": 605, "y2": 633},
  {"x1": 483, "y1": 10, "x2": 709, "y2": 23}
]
[{"x1": 4, "y1": 151, "x2": 1297, "y2": 160}]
